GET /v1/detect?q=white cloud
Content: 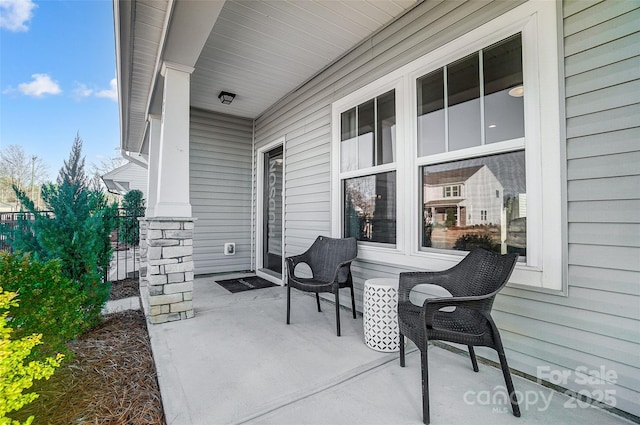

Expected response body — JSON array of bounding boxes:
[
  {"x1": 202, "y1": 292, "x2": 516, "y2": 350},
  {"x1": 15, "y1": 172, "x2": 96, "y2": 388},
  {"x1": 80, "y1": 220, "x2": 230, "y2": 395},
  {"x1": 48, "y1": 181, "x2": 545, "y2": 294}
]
[
  {"x1": 72, "y1": 82, "x2": 93, "y2": 100},
  {"x1": 95, "y1": 78, "x2": 117, "y2": 101},
  {"x1": 0, "y1": 0, "x2": 37, "y2": 32},
  {"x1": 17, "y1": 73, "x2": 62, "y2": 97}
]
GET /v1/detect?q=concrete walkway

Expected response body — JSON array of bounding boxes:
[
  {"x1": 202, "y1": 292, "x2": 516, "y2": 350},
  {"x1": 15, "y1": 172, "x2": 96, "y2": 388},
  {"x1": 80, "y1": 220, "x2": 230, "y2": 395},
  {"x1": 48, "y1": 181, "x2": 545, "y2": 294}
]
[{"x1": 143, "y1": 275, "x2": 632, "y2": 425}]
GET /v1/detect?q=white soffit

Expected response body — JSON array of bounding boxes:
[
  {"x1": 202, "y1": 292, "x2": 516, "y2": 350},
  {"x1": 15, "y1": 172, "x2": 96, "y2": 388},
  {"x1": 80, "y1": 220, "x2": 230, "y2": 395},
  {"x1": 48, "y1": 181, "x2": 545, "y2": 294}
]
[
  {"x1": 124, "y1": 0, "x2": 169, "y2": 152},
  {"x1": 190, "y1": 0, "x2": 418, "y2": 118}
]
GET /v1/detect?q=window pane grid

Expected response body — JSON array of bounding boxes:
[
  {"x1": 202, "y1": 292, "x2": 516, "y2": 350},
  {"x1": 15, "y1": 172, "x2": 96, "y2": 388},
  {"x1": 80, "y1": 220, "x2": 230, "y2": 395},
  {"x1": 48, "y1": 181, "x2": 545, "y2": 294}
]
[
  {"x1": 417, "y1": 33, "x2": 525, "y2": 256},
  {"x1": 417, "y1": 33, "x2": 523, "y2": 158},
  {"x1": 340, "y1": 90, "x2": 397, "y2": 245},
  {"x1": 341, "y1": 90, "x2": 396, "y2": 174}
]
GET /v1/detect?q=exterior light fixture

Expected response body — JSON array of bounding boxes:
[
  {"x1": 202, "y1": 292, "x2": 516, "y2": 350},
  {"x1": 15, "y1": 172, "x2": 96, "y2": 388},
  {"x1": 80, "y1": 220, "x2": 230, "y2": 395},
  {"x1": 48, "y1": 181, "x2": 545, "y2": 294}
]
[{"x1": 218, "y1": 91, "x2": 236, "y2": 105}]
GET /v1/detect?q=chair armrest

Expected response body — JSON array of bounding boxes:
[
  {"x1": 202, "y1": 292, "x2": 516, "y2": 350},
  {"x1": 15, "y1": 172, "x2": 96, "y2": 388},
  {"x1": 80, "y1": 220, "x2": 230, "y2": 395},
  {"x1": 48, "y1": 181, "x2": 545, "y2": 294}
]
[
  {"x1": 329, "y1": 258, "x2": 355, "y2": 284},
  {"x1": 399, "y1": 271, "x2": 455, "y2": 301},
  {"x1": 285, "y1": 254, "x2": 309, "y2": 278},
  {"x1": 420, "y1": 294, "x2": 492, "y2": 326}
]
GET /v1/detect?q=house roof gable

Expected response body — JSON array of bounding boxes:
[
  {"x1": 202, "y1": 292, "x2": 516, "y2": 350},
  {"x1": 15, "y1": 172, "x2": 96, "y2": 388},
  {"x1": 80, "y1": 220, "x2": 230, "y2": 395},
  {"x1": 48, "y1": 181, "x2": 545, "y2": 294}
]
[{"x1": 423, "y1": 165, "x2": 484, "y2": 186}]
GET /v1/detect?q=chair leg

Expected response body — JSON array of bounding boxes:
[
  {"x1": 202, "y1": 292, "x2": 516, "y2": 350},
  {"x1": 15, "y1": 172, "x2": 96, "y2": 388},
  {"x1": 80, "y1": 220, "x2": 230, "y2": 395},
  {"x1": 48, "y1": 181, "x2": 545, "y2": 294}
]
[
  {"x1": 468, "y1": 345, "x2": 479, "y2": 372},
  {"x1": 496, "y1": 346, "x2": 520, "y2": 417},
  {"x1": 487, "y1": 318, "x2": 521, "y2": 418},
  {"x1": 316, "y1": 293, "x2": 322, "y2": 312},
  {"x1": 350, "y1": 285, "x2": 356, "y2": 319},
  {"x1": 421, "y1": 348, "x2": 430, "y2": 424},
  {"x1": 399, "y1": 333, "x2": 405, "y2": 367},
  {"x1": 286, "y1": 284, "x2": 291, "y2": 325},
  {"x1": 335, "y1": 289, "x2": 341, "y2": 336}
]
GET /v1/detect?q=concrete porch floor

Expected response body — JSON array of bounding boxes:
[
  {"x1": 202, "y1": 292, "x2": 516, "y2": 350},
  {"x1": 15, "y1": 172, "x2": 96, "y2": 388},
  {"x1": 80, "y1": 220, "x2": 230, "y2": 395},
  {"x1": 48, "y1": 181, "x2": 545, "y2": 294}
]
[{"x1": 144, "y1": 275, "x2": 631, "y2": 425}]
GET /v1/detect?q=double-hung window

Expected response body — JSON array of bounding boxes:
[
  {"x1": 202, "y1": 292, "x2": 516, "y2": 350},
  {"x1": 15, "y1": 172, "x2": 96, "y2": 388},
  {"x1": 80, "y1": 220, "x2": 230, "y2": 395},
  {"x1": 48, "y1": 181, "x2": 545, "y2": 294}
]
[
  {"x1": 332, "y1": 1, "x2": 562, "y2": 290},
  {"x1": 339, "y1": 88, "x2": 400, "y2": 246},
  {"x1": 418, "y1": 34, "x2": 527, "y2": 256}
]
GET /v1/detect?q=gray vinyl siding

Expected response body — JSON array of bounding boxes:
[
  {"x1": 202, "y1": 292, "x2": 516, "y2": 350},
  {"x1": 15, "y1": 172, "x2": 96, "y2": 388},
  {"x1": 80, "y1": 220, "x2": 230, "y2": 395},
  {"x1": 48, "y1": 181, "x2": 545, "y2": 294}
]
[
  {"x1": 252, "y1": 0, "x2": 640, "y2": 417},
  {"x1": 190, "y1": 108, "x2": 253, "y2": 275},
  {"x1": 254, "y1": 0, "x2": 526, "y2": 273},
  {"x1": 556, "y1": 0, "x2": 639, "y2": 415}
]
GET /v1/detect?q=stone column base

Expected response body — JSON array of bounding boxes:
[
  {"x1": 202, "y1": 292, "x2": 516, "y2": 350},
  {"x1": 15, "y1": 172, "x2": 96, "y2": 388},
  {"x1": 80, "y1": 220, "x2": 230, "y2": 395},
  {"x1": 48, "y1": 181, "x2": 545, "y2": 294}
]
[
  {"x1": 138, "y1": 219, "x2": 149, "y2": 288},
  {"x1": 143, "y1": 217, "x2": 196, "y2": 324}
]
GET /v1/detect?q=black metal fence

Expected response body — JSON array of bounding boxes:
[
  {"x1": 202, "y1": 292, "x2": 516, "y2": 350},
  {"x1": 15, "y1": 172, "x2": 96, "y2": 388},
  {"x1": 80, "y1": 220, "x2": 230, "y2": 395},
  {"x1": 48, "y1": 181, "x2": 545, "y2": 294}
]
[
  {"x1": 0, "y1": 209, "x2": 141, "y2": 282},
  {"x1": 0, "y1": 211, "x2": 53, "y2": 252},
  {"x1": 109, "y1": 209, "x2": 141, "y2": 281}
]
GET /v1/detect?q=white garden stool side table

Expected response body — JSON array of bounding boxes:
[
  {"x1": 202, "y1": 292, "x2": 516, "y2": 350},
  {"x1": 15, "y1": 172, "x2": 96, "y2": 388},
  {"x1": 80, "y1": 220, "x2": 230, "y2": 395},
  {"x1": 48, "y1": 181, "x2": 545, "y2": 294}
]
[{"x1": 363, "y1": 277, "x2": 400, "y2": 352}]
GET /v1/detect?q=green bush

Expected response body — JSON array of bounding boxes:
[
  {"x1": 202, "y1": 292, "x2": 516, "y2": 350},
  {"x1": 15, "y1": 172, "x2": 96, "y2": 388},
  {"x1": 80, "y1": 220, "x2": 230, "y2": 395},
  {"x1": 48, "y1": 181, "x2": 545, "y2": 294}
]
[
  {"x1": 444, "y1": 209, "x2": 457, "y2": 228},
  {"x1": 453, "y1": 233, "x2": 500, "y2": 252},
  {"x1": 0, "y1": 253, "x2": 85, "y2": 361},
  {"x1": 119, "y1": 189, "x2": 145, "y2": 246},
  {"x1": 0, "y1": 288, "x2": 63, "y2": 425},
  {"x1": 0, "y1": 135, "x2": 117, "y2": 327}
]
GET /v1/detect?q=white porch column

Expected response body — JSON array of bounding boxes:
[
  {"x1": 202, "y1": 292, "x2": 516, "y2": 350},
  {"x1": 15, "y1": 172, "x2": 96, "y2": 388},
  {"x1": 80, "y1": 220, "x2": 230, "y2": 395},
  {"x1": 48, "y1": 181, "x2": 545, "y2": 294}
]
[
  {"x1": 143, "y1": 62, "x2": 196, "y2": 324},
  {"x1": 154, "y1": 61, "x2": 193, "y2": 218},
  {"x1": 146, "y1": 114, "x2": 161, "y2": 218}
]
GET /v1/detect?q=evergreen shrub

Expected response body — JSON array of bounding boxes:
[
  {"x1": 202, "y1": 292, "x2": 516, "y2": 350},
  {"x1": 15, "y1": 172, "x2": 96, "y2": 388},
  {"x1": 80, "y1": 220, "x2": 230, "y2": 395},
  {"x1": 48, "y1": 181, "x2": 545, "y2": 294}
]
[
  {"x1": 119, "y1": 189, "x2": 145, "y2": 246},
  {"x1": 0, "y1": 253, "x2": 85, "y2": 361},
  {"x1": 453, "y1": 233, "x2": 500, "y2": 252},
  {"x1": 0, "y1": 135, "x2": 117, "y2": 327}
]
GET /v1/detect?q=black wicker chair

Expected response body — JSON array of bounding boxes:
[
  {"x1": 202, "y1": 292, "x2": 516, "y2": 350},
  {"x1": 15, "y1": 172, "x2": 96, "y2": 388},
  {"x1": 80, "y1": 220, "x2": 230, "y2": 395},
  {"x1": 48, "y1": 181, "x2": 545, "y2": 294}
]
[
  {"x1": 397, "y1": 248, "x2": 520, "y2": 424},
  {"x1": 285, "y1": 236, "x2": 357, "y2": 336}
]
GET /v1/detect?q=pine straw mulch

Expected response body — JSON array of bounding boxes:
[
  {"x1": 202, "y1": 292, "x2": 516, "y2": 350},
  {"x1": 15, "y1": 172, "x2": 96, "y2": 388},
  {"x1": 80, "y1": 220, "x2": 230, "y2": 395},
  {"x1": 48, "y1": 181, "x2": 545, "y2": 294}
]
[
  {"x1": 109, "y1": 277, "x2": 141, "y2": 301},
  {"x1": 16, "y1": 309, "x2": 165, "y2": 425}
]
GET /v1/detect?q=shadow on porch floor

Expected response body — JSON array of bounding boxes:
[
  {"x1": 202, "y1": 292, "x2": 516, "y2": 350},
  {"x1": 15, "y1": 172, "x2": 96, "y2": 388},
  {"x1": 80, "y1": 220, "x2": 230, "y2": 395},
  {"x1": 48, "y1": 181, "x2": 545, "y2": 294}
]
[{"x1": 144, "y1": 274, "x2": 631, "y2": 425}]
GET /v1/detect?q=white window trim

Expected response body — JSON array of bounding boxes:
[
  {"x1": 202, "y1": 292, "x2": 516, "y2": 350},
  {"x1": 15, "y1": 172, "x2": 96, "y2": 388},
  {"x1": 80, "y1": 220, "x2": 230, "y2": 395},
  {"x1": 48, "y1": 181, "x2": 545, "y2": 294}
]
[{"x1": 331, "y1": 1, "x2": 563, "y2": 291}]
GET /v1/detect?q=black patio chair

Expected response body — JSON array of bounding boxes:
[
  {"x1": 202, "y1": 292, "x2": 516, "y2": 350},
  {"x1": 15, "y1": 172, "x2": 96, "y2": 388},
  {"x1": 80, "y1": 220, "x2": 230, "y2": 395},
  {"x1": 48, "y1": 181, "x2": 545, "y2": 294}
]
[
  {"x1": 285, "y1": 236, "x2": 357, "y2": 336},
  {"x1": 397, "y1": 247, "x2": 520, "y2": 424}
]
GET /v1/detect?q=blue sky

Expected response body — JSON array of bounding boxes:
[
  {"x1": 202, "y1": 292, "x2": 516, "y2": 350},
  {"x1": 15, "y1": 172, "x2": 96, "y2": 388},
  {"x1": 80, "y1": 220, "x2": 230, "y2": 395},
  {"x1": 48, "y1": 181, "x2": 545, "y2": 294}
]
[{"x1": 1, "y1": 0, "x2": 119, "y2": 181}]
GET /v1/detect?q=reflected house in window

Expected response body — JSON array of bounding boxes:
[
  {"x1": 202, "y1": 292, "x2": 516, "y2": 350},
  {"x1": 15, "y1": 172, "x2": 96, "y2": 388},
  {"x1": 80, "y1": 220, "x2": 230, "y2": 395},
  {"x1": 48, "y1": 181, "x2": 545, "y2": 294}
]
[{"x1": 423, "y1": 165, "x2": 503, "y2": 227}]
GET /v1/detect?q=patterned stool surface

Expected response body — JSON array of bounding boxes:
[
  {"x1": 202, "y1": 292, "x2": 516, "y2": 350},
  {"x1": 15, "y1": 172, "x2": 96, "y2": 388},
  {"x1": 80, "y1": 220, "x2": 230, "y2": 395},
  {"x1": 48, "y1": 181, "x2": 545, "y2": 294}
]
[{"x1": 363, "y1": 278, "x2": 399, "y2": 352}]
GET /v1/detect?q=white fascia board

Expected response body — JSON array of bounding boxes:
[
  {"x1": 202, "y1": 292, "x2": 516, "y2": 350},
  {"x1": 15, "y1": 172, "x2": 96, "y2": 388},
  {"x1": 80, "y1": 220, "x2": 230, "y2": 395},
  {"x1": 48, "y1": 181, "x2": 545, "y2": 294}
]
[{"x1": 113, "y1": 0, "x2": 131, "y2": 153}]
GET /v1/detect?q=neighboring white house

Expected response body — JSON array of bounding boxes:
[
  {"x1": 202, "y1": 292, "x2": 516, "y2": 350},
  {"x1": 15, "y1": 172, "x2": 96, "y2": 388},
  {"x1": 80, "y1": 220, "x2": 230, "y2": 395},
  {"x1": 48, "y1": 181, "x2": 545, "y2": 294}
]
[
  {"x1": 101, "y1": 161, "x2": 148, "y2": 199},
  {"x1": 114, "y1": 0, "x2": 640, "y2": 419},
  {"x1": 0, "y1": 201, "x2": 17, "y2": 213},
  {"x1": 423, "y1": 165, "x2": 503, "y2": 227}
]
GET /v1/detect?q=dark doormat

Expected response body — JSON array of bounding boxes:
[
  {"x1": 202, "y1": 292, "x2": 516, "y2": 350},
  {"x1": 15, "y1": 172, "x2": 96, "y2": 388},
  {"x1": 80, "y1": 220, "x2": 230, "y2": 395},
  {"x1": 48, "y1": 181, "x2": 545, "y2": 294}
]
[{"x1": 215, "y1": 276, "x2": 279, "y2": 293}]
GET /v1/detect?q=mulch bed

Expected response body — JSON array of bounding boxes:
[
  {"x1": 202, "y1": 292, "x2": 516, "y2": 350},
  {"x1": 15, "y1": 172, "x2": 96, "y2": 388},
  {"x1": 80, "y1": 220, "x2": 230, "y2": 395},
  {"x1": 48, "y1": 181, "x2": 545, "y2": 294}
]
[
  {"x1": 109, "y1": 277, "x2": 140, "y2": 300},
  {"x1": 15, "y1": 309, "x2": 165, "y2": 425}
]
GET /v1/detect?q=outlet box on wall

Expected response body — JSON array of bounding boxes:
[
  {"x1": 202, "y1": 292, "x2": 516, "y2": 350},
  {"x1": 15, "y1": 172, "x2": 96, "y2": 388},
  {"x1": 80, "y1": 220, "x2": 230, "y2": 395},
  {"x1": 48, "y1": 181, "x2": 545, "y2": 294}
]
[{"x1": 224, "y1": 243, "x2": 235, "y2": 256}]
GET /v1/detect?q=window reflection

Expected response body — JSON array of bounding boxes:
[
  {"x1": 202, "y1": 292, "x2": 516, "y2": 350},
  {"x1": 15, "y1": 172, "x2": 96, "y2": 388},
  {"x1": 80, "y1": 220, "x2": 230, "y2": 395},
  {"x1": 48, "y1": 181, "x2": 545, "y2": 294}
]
[
  {"x1": 340, "y1": 90, "x2": 396, "y2": 172},
  {"x1": 448, "y1": 53, "x2": 481, "y2": 151},
  {"x1": 484, "y1": 34, "x2": 524, "y2": 143},
  {"x1": 421, "y1": 151, "x2": 526, "y2": 256},
  {"x1": 340, "y1": 108, "x2": 357, "y2": 172},
  {"x1": 416, "y1": 33, "x2": 524, "y2": 156},
  {"x1": 377, "y1": 90, "x2": 396, "y2": 165},
  {"x1": 358, "y1": 99, "x2": 375, "y2": 169},
  {"x1": 344, "y1": 172, "x2": 396, "y2": 244},
  {"x1": 417, "y1": 70, "x2": 445, "y2": 156}
]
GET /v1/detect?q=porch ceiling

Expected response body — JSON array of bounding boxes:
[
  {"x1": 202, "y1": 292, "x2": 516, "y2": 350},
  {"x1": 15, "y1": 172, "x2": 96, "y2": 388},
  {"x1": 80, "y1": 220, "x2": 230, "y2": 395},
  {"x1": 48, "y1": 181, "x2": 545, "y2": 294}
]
[
  {"x1": 190, "y1": 0, "x2": 418, "y2": 119},
  {"x1": 117, "y1": 0, "x2": 418, "y2": 154}
]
